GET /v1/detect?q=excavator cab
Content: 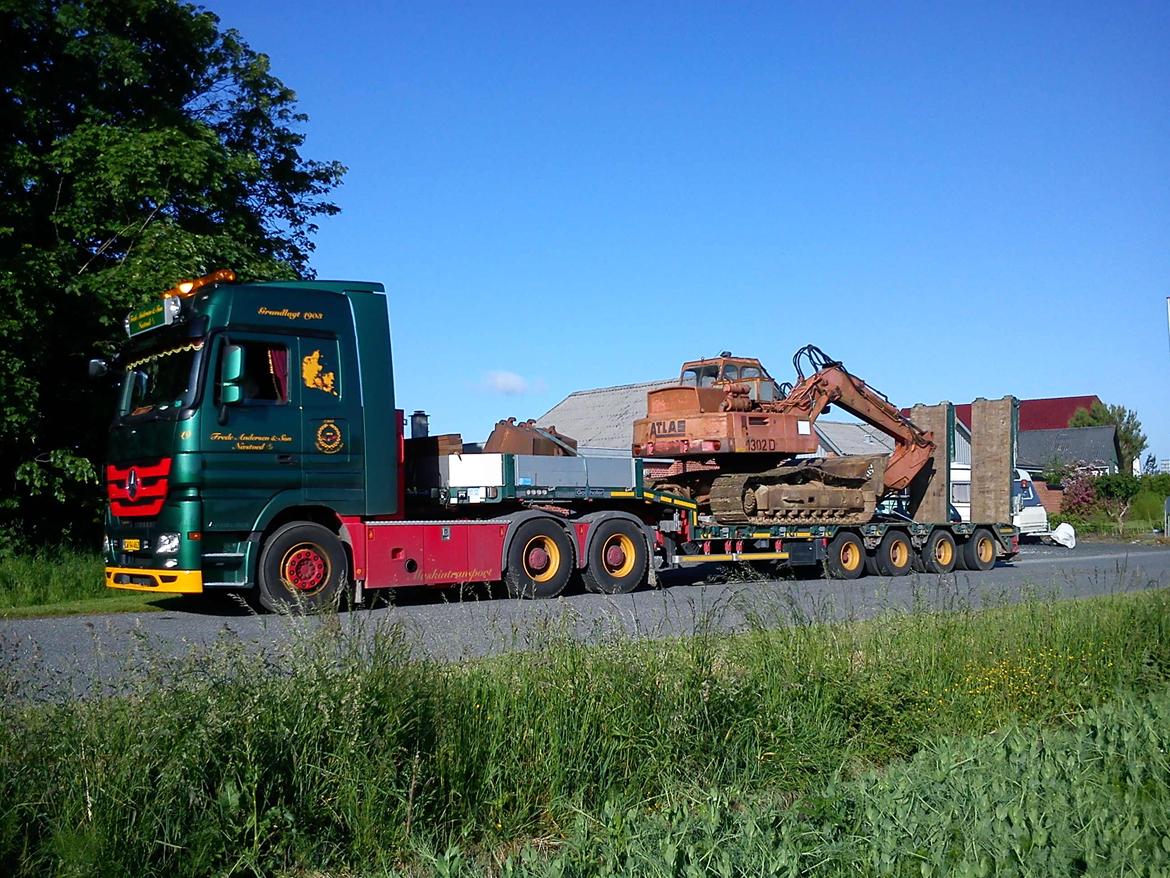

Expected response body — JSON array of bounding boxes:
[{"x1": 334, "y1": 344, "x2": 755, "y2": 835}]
[{"x1": 678, "y1": 354, "x2": 781, "y2": 402}]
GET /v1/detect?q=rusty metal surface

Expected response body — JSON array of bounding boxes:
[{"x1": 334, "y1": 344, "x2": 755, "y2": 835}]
[
  {"x1": 484, "y1": 418, "x2": 578, "y2": 456},
  {"x1": 633, "y1": 345, "x2": 938, "y2": 524},
  {"x1": 707, "y1": 455, "x2": 887, "y2": 525}
]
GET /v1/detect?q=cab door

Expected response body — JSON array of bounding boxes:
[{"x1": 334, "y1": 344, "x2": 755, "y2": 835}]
[
  {"x1": 201, "y1": 333, "x2": 303, "y2": 531},
  {"x1": 298, "y1": 336, "x2": 363, "y2": 509}
]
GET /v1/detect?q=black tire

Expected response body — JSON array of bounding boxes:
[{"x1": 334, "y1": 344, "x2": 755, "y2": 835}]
[
  {"x1": 582, "y1": 518, "x2": 648, "y2": 595},
  {"x1": 921, "y1": 530, "x2": 958, "y2": 574},
  {"x1": 504, "y1": 518, "x2": 574, "y2": 599},
  {"x1": 959, "y1": 528, "x2": 997, "y2": 572},
  {"x1": 864, "y1": 551, "x2": 881, "y2": 576},
  {"x1": 257, "y1": 521, "x2": 347, "y2": 614},
  {"x1": 825, "y1": 532, "x2": 866, "y2": 580},
  {"x1": 876, "y1": 530, "x2": 913, "y2": 577}
]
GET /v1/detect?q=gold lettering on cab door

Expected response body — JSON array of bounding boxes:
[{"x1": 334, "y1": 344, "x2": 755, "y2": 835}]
[{"x1": 209, "y1": 431, "x2": 293, "y2": 451}]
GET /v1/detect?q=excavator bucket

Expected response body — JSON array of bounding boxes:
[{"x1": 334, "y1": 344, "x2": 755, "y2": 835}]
[{"x1": 484, "y1": 418, "x2": 578, "y2": 456}]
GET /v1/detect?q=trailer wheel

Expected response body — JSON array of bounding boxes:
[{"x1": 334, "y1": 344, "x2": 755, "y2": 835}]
[
  {"x1": 257, "y1": 522, "x2": 346, "y2": 614},
  {"x1": 921, "y1": 530, "x2": 958, "y2": 574},
  {"x1": 582, "y1": 519, "x2": 648, "y2": 595},
  {"x1": 959, "y1": 528, "x2": 997, "y2": 572},
  {"x1": 876, "y1": 531, "x2": 913, "y2": 577},
  {"x1": 505, "y1": 519, "x2": 573, "y2": 599},
  {"x1": 825, "y1": 532, "x2": 865, "y2": 579}
]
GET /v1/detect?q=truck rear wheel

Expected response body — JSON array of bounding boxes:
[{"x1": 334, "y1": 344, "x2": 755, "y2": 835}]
[
  {"x1": 505, "y1": 519, "x2": 573, "y2": 599},
  {"x1": 825, "y1": 532, "x2": 865, "y2": 579},
  {"x1": 582, "y1": 519, "x2": 648, "y2": 595},
  {"x1": 876, "y1": 531, "x2": 913, "y2": 577},
  {"x1": 959, "y1": 528, "x2": 997, "y2": 572},
  {"x1": 921, "y1": 530, "x2": 958, "y2": 574},
  {"x1": 257, "y1": 522, "x2": 346, "y2": 614}
]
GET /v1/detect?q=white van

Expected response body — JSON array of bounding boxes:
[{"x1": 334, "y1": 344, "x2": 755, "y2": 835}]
[{"x1": 1013, "y1": 469, "x2": 1050, "y2": 535}]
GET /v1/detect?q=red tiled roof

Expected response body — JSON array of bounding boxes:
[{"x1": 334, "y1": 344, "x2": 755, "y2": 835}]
[{"x1": 903, "y1": 396, "x2": 1103, "y2": 431}]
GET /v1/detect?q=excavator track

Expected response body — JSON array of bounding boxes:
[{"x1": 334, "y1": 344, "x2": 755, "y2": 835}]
[{"x1": 707, "y1": 455, "x2": 888, "y2": 526}]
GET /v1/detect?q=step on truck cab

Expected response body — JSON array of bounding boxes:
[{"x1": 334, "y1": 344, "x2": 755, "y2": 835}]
[{"x1": 97, "y1": 271, "x2": 1018, "y2": 612}]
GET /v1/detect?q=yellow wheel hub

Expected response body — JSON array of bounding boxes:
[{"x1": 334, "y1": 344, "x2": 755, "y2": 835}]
[
  {"x1": 890, "y1": 540, "x2": 909, "y2": 568},
  {"x1": 840, "y1": 542, "x2": 861, "y2": 571},
  {"x1": 522, "y1": 535, "x2": 562, "y2": 583},
  {"x1": 934, "y1": 539, "x2": 953, "y2": 565},
  {"x1": 601, "y1": 533, "x2": 636, "y2": 578},
  {"x1": 977, "y1": 537, "x2": 994, "y2": 564}
]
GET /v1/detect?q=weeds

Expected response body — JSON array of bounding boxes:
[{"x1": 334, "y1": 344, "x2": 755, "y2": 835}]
[{"x1": 1, "y1": 588, "x2": 1168, "y2": 876}]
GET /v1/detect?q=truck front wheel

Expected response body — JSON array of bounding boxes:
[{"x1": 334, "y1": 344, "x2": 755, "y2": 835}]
[
  {"x1": 582, "y1": 519, "x2": 648, "y2": 595},
  {"x1": 505, "y1": 519, "x2": 573, "y2": 599},
  {"x1": 257, "y1": 522, "x2": 346, "y2": 613}
]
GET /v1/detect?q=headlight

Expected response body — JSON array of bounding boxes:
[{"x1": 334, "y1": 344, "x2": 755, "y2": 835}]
[{"x1": 157, "y1": 532, "x2": 181, "y2": 555}]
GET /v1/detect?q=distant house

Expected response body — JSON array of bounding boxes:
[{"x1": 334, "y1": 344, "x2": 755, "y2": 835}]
[
  {"x1": 947, "y1": 396, "x2": 1103, "y2": 432},
  {"x1": 536, "y1": 379, "x2": 676, "y2": 457},
  {"x1": 1017, "y1": 425, "x2": 1120, "y2": 476}
]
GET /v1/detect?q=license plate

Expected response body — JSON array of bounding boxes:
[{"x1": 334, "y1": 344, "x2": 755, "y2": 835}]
[{"x1": 123, "y1": 538, "x2": 141, "y2": 552}]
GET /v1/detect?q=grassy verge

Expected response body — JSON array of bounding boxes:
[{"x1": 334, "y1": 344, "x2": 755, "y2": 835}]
[
  {"x1": 1, "y1": 589, "x2": 1168, "y2": 876},
  {"x1": 0, "y1": 551, "x2": 176, "y2": 617},
  {"x1": 0, "y1": 550, "x2": 102, "y2": 610},
  {"x1": 457, "y1": 688, "x2": 1170, "y2": 877}
]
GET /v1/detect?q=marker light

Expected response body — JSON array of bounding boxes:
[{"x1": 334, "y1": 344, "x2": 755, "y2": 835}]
[{"x1": 161, "y1": 268, "x2": 237, "y2": 299}]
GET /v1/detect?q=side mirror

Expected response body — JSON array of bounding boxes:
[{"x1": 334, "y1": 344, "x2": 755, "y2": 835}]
[
  {"x1": 88, "y1": 358, "x2": 109, "y2": 379},
  {"x1": 220, "y1": 344, "x2": 244, "y2": 406}
]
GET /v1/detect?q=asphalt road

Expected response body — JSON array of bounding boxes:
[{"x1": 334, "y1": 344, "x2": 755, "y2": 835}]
[{"x1": 3, "y1": 540, "x2": 1168, "y2": 699}]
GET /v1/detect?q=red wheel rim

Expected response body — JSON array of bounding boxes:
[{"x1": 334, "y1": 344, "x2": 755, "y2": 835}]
[
  {"x1": 526, "y1": 545, "x2": 550, "y2": 573},
  {"x1": 280, "y1": 542, "x2": 330, "y2": 594}
]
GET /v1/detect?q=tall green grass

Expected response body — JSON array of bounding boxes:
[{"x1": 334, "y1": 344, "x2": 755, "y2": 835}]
[
  {"x1": 0, "y1": 550, "x2": 104, "y2": 610},
  {"x1": 1, "y1": 589, "x2": 1168, "y2": 876},
  {"x1": 460, "y1": 688, "x2": 1170, "y2": 877}
]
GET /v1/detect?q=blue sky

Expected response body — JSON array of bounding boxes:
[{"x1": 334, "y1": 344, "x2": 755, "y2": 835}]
[{"x1": 219, "y1": 1, "x2": 1169, "y2": 459}]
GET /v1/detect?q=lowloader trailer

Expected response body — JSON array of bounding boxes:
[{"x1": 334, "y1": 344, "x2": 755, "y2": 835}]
[{"x1": 94, "y1": 271, "x2": 1018, "y2": 612}]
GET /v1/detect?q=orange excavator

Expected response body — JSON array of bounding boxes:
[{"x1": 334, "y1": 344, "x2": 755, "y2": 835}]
[{"x1": 632, "y1": 345, "x2": 935, "y2": 525}]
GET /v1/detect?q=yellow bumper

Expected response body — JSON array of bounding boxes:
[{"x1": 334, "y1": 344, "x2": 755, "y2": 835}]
[{"x1": 105, "y1": 567, "x2": 204, "y2": 594}]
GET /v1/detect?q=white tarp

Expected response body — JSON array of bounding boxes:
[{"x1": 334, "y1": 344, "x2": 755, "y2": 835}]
[{"x1": 1050, "y1": 522, "x2": 1076, "y2": 549}]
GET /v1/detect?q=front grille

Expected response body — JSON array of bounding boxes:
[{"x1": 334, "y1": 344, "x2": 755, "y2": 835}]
[{"x1": 106, "y1": 458, "x2": 172, "y2": 518}]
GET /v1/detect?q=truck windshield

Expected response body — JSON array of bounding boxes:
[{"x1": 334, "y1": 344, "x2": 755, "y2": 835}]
[{"x1": 119, "y1": 340, "x2": 204, "y2": 418}]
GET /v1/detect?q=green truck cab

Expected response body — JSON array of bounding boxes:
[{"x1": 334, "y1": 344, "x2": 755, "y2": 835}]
[{"x1": 102, "y1": 270, "x2": 400, "y2": 609}]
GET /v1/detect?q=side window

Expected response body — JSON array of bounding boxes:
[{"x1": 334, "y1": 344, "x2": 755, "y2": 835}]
[
  {"x1": 722, "y1": 364, "x2": 740, "y2": 381},
  {"x1": 952, "y1": 482, "x2": 972, "y2": 504},
  {"x1": 740, "y1": 366, "x2": 762, "y2": 379},
  {"x1": 300, "y1": 340, "x2": 342, "y2": 400},
  {"x1": 217, "y1": 341, "x2": 290, "y2": 405}
]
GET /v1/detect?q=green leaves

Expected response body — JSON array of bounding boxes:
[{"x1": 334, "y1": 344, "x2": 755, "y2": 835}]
[{"x1": 0, "y1": 0, "x2": 344, "y2": 544}]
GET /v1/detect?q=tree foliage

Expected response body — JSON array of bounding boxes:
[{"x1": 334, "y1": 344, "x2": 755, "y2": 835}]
[
  {"x1": 1068, "y1": 402, "x2": 1147, "y2": 476},
  {"x1": 0, "y1": 0, "x2": 344, "y2": 546},
  {"x1": 1093, "y1": 473, "x2": 1141, "y2": 536}
]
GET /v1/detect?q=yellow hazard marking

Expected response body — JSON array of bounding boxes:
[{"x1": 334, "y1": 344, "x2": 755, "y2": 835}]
[
  {"x1": 611, "y1": 490, "x2": 636, "y2": 498},
  {"x1": 676, "y1": 553, "x2": 790, "y2": 562}
]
